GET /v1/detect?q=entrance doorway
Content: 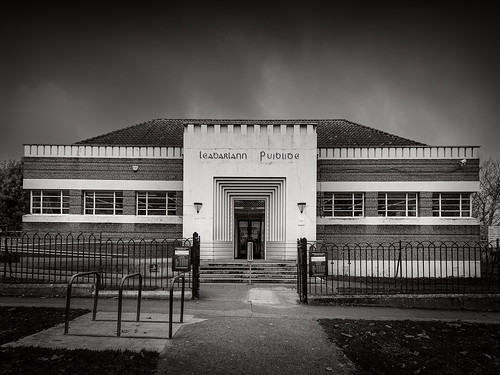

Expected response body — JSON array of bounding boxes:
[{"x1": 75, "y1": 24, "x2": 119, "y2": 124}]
[{"x1": 234, "y1": 200, "x2": 265, "y2": 259}]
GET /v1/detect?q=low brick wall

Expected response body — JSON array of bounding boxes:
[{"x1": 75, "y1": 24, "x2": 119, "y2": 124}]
[{"x1": 309, "y1": 293, "x2": 500, "y2": 311}]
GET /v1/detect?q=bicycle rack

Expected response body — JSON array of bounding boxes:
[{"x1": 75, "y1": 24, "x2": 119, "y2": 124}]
[
  {"x1": 169, "y1": 274, "x2": 186, "y2": 338},
  {"x1": 65, "y1": 271, "x2": 101, "y2": 334},
  {"x1": 117, "y1": 272, "x2": 143, "y2": 337},
  {"x1": 64, "y1": 271, "x2": 187, "y2": 339}
]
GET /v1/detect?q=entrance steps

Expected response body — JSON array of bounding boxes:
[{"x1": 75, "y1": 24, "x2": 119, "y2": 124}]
[{"x1": 199, "y1": 261, "x2": 297, "y2": 284}]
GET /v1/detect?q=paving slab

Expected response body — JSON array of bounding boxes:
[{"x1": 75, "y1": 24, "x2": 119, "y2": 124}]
[{"x1": 2, "y1": 312, "x2": 205, "y2": 353}]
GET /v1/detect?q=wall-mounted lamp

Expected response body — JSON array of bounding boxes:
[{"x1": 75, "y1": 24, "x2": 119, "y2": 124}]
[
  {"x1": 459, "y1": 159, "x2": 467, "y2": 168},
  {"x1": 132, "y1": 165, "x2": 139, "y2": 172},
  {"x1": 194, "y1": 202, "x2": 203, "y2": 213},
  {"x1": 297, "y1": 202, "x2": 306, "y2": 214}
]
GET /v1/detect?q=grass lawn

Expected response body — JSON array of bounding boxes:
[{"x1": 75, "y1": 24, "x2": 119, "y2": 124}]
[
  {"x1": 0, "y1": 306, "x2": 159, "y2": 375},
  {"x1": 319, "y1": 319, "x2": 500, "y2": 375}
]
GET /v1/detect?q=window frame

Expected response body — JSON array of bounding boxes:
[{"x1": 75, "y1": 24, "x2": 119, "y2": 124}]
[
  {"x1": 432, "y1": 192, "x2": 472, "y2": 217},
  {"x1": 318, "y1": 192, "x2": 364, "y2": 217},
  {"x1": 84, "y1": 191, "x2": 123, "y2": 215},
  {"x1": 378, "y1": 192, "x2": 418, "y2": 217},
  {"x1": 31, "y1": 190, "x2": 70, "y2": 215},
  {"x1": 136, "y1": 191, "x2": 179, "y2": 216}
]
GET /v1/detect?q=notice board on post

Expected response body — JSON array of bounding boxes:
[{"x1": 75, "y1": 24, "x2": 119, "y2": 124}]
[
  {"x1": 309, "y1": 251, "x2": 328, "y2": 277},
  {"x1": 173, "y1": 247, "x2": 191, "y2": 272}
]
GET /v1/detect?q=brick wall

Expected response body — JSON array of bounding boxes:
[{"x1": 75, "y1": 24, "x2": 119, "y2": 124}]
[
  {"x1": 317, "y1": 159, "x2": 479, "y2": 182},
  {"x1": 22, "y1": 222, "x2": 183, "y2": 239},
  {"x1": 23, "y1": 157, "x2": 183, "y2": 181},
  {"x1": 317, "y1": 224, "x2": 480, "y2": 244}
]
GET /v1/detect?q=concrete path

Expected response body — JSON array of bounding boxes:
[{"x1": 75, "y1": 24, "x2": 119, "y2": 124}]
[
  {"x1": 3, "y1": 312, "x2": 204, "y2": 352},
  {"x1": 1, "y1": 284, "x2": 499, "y2": 374}
]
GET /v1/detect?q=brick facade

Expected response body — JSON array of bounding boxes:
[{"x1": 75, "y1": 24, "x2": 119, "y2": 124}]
[
  {"x1": 22, "y1": 141, "x2": 480, "y2": 243},
  {"x1": 317, "y1": 159, "x2": 479, "y2": 182},
  {"x1": 22, "y1": 222, "x2": 183, "y2": 239},
  {"x1": 23, "y1": 157, "x2": 183, "y2": 181},
  {"x1": 317, "y1": 224, "x2": 480, "y2": 244}
]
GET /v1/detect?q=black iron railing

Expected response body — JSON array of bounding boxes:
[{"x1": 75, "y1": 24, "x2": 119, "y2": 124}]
[
  {"x1": 1, "y1": 232, "x2": 196, "y2": 290},
  {"x1": 305, "y1": 240, "x2": 500, "y2": 296}
]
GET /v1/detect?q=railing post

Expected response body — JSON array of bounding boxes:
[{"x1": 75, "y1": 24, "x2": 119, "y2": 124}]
[
  {"x1": 300, "y1": 238, "x2": 308, "y2": 304},
  {"x1": 191, "y1": 232, "x2": 200, "y2": 299},
  {"x1": 2, "y1": 235, "x2": 8, "y2": 280}
]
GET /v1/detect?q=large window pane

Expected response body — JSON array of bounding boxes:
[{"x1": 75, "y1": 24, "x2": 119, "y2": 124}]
[
  {"x1": 136, "y1": 191, "x2": 179, "y2": 216},
  {"x1": 432, "y1": 193, "x2": 471, "y2": 217},
  {"x1": 378, "y1": 193, "x2": 418, "y2": 217},
  {"x1": 317, "y1": 192, "x2": 364, "y2": 217},
  {"x1": 31, "y1": 190, "x2": 69, "y2": 214},
  {"x1": 84, "y1": 191, "x2": 123, "y2": 215}
]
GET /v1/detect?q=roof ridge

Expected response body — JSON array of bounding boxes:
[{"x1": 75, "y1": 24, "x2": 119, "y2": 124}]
[
  {"x1": 75, "y1": 119, "x2": 160, "y2": 144},
  {"x1": 75, "y1": 118, "x2": 426, "y2": 147},
  {"x1": 335, "y1": 118, "x2": 425, "y2": 145}
]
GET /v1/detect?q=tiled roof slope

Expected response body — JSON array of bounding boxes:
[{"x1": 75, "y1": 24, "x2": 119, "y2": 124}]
[{"x1": 75, "y1": 119, "x2": 425, "y2": 147}]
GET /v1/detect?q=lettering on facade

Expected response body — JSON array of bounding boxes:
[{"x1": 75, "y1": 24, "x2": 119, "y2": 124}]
[
  {"x1": 199, "y1": 151, "x2": 248, "y2": 160},
  {"x1": 198, "y1": 150, "x2": 300, "y2": 161},
  {"x1": 259, "y1": 151, "x2": 300, "y2": 161}
]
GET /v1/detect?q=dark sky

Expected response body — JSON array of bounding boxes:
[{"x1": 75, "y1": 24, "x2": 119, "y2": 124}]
[{"x1": 1, "y1": 2, "x2": 499, "y2": 161}]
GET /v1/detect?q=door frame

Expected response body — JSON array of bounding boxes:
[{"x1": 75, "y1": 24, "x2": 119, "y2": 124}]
[
  {"x1": 232, "y1": 198, "x2": 267, "y2": 260},
  {"x1": 236, "y1": 217, "x2": 265, "y2": 259}
]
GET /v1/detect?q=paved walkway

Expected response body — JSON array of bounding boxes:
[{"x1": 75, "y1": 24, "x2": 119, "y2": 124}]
[{"x1": 1, "y1": 284, "x2": 499, "y2": 374}]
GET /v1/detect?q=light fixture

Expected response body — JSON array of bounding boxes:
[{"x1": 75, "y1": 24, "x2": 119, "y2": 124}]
[
  {"x1": 194, "y1": 202, "x2": 203, "y2": 213},
  {"x1": 297, "y1": 202, "x2": 306, "y2": 214},
  {"x1": 132, "y1": 165, "x2": 139, "y2": 172}
]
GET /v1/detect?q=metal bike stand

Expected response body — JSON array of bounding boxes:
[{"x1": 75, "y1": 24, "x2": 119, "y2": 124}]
[
  {"x1": 168, "y1": 274, "x2": 186, "y2": 339},
  {"x1": 65, "y1": 271, "x2": 101, "y2": 334},
  {"x1": 117, "y1": 272, "x2": 143, "y2": 337}
]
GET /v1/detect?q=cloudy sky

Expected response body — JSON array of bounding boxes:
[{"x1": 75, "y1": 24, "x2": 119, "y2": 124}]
[{"x1": 1, "y1": 2, "x2": 499, "y2": 161}]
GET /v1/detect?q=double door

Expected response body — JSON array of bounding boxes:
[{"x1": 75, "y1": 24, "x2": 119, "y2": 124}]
[{"x1": 237, "y1": 219, "x2": 264, "y2": 259}]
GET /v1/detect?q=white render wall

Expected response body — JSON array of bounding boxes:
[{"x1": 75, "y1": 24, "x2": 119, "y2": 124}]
[{"x1": 183, "y1": 123, "x2": 317, "y2": 260}]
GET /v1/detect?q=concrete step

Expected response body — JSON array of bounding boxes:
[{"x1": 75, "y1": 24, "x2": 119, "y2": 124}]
[
  {"x1": 200, "y1": 277, "x2": 297, "y2": 284},
  {"x1": 199, "y1": 261, "x2": 297, "y2": 283},
  {"x1": 200, "y1": 268, "x2": 297, "y2": 275}
]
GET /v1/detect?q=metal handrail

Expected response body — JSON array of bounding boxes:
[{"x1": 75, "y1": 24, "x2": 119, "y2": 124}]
[
  {"x1": 169, "y1": 274, "x2": 186, "y2": 339},
  {"x1": 64, "y1": 271, "x2": 101, "y2": 334},
  {"x1": 117, "y1": 272, "x2": 143, "y2": 337}
]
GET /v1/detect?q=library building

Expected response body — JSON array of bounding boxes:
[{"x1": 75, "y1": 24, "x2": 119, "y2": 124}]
[{"x1": 22, "y1": 119, "x2": 480, "y2": 261}]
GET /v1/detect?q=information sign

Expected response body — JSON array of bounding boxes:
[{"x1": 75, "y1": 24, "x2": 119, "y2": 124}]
[
  {"x1": 309, "y1": 252, "x2": 328, "y2": 277},
  {"x1": 173, "y1": 247, "x2": 191, "y2": 272}
]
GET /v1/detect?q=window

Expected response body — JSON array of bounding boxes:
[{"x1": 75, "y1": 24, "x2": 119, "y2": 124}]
[
  {"x1": 317, "y1": 192, "x2": 364, "y2": 217},
  {"x1": 84, "y1": 191, "x2": 123, "y2": 215},
  {"x1": 31, "y1": 190, "x2": 70, "y2": 214},
  {"x1": 432, "y1": 193, "x2": 471, "y2": 217},
  {"x1": 136, "y1": 191, "x2": 180, "y2": 216},
  {"x1": 378, "y1": 193, "x2": 417, "y2": 217}
]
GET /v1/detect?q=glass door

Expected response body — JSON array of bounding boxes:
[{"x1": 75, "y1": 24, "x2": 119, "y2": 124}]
[{"x1": 237, "y1": 219, "x2": 263, "y2": 259}]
